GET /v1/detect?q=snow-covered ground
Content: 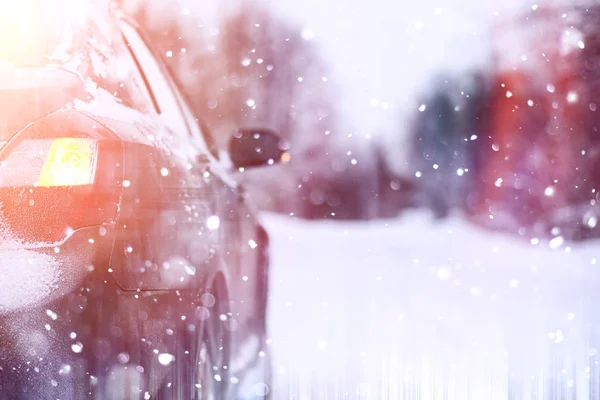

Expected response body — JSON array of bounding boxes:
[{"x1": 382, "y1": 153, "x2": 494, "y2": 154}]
[{"x1": 264, "y1": 211, "x2": 600, "y2": 399}]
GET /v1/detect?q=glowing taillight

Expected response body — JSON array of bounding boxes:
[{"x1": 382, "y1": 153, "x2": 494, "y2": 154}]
[
  {"x1": 0, "y1": 138, "x2": 98, "y2": 187},
  {"x1": 37, "y1": 138, "x2": 97, "y2": 187}
]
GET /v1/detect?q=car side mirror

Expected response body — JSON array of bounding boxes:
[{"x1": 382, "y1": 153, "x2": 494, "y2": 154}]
[{"x1": 228, "y1": 128, "x2": 285, "y2": 169}]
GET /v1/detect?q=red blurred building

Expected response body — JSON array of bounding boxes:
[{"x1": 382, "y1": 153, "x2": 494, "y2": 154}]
[{"x1": 475, "y1": 5, "x2": 600, "y2": 235}]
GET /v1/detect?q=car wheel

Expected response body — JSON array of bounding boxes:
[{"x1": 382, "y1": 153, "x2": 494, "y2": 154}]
[
  {"x1": 236, "y1": 230, "x2": 272, "y2": 400},
  {"x1": 194, "y1": 281, "x2": 231, "y2": 399},
  {"x1": 196, "y1": 337, "x2": 214, "y2": 399}
]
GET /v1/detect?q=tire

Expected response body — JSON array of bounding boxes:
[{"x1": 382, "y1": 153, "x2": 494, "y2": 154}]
[
  {"x1": 237, "y1": 351, "x2": 272, "y2": 400},
  {"x1": 194, "y1": 277, "x2": 231, "y2": 400},
  {"x1": 236, "y1": 228, "x2": 272, "y2": 400}
]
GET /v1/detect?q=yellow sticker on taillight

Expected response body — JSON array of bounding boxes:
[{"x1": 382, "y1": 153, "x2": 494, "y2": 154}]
[{"x1": 37, "y1": 138, "x2": 97, "y2": 187}]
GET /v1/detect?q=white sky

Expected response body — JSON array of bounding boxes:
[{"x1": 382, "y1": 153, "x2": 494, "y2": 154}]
[
  {"x1": 170, "y1": 0, "x2": 535, "y2": 129},
  {"x1": 263, "y1": 0, "x2": 533, "y2": 134},
  {"x1": 259, "y1": 0, "x2": 548, "y2": 171},
  {"x1": 171, "y1": 0, "x2": 557, "y2": 169}
]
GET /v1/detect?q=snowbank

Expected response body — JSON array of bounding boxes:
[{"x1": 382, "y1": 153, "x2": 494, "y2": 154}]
[{"x1": 264, "y1": 211, "x2": 600, "y2": 398}]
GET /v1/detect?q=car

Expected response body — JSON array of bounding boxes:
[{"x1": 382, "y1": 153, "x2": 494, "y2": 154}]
[{"x1": 0, "y1": 1, "x2": 282, "y2": 399}]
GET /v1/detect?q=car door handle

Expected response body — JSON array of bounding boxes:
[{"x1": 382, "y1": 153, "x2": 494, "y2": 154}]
[
  {"x1": 191, "y1": 155, "x2": 211, "y2": 177},
  {"x1": 196, "y1": 154, "x2": 210, "y2": 164},
  {"x1": 237, "y1": 184, "x2": 248, "y2": 201}
]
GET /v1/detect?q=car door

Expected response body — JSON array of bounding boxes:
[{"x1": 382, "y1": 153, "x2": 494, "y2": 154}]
[
  {"x1": 174, "y1": 79, "x2": 269, "y2": 362},
  {"x1": 112, "y1": 20, "x2": 218, "y2": 291},
  {"x1": 121, "y1": 19, "x2": 265, "y2": 359}
]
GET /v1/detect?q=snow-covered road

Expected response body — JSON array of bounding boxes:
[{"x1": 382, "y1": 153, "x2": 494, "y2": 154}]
[{"x1": 263, "y1": 212, "x2": 600, "y2": 399}]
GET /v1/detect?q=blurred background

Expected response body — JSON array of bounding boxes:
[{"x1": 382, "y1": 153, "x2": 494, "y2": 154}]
[
  {"x1": 123, "y1": 0, "x2": 600, "y2": 398},
  {"x1": 121, "y1": 0, "x2": 500, "y2": 221},
  {"x1": 118, "y1": 0, "x2": 600, "y2": 234}
]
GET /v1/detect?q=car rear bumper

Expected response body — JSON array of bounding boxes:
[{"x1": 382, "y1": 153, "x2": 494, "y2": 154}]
[
  {"x1": 0, "y1": 224, "x2": 121, "y2": 389},
  {"x1": 0, "y1": 224, "x2": 115, "y2": 315}
]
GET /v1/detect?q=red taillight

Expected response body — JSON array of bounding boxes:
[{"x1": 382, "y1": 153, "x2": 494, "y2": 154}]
[
  {"x1": 38, "y1": 138, "x2": 98, "y2": 187},
  {"x1": 0, "y1": 111, "x2": 123, "y2": 243},
  {"x1": 0, "y1": 138, "x2": 98, "y2": 187}
]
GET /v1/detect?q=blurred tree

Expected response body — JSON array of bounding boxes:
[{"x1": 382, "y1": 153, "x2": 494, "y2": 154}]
[
  {"x1": 481, "y1": 4, "x2": 600, "y2": 234},
  {"x1": 411, "y1": 76, "x2": 464, "y2": 219},
  {"x1": 127, "y1": 0, "x2": 339, "y2": 148},
  {"x1": 406, "y1": 4, "x2": 600, "y2": 238},
  {"x1": 122, "y1": 0, "x2": 353, "y2": 217},
  {"x1": 577, "y1": 6, "x2": 600, "y2": 202}
]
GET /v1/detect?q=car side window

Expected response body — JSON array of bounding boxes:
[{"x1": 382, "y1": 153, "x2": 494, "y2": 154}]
[
  {"x1": 78, "y1": 20, "x2": 154, "y2": 114},
  {"x1": 120, "y1": 21, "x2": 189, "y2": 136},
  {"x1": 173, "y1": 87, "x2": 218, "y2": 157}
]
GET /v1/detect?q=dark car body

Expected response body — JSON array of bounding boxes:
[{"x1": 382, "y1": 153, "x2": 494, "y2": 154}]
[{"x1": 0, "y1": 1, "x2": 277, "y2": 398}]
